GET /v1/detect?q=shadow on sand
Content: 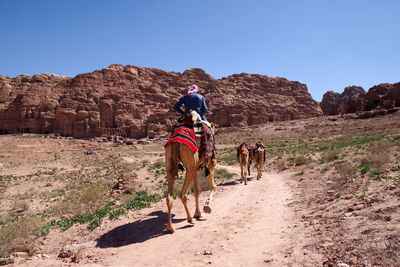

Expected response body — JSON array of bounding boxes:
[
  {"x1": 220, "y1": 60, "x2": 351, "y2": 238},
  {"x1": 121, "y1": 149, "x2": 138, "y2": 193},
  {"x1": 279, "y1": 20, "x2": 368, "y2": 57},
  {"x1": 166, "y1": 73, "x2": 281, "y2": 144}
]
[
  {"x1": 96, "y1": 211, "x2": 185, "y2": 248},
  {"x1": 218, "y1": 176, "x2": 255, "y2": 187}
]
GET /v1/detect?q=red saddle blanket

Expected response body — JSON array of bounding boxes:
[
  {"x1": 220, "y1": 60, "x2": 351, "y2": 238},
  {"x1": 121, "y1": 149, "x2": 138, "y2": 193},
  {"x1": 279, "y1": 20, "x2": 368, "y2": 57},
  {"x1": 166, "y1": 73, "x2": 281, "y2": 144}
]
[{"x1": 164, "y1": 125, "x2": 197, "y2": 153}]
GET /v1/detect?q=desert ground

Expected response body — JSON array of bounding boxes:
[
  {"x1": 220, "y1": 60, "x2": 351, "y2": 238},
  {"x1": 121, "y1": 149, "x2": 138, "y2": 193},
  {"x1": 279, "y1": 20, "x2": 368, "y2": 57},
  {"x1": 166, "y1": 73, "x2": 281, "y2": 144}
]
[{"x1": 1, "y1": 112, "x2": 400, "y2": 266}]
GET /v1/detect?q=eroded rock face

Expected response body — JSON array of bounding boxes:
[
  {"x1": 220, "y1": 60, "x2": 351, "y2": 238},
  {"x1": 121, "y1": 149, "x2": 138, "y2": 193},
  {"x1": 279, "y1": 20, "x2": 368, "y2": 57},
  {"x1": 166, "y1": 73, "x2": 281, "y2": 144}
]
[
  {"x1": 320, "y1": 83, "x2": 400, "y2": 115},
  {"x1": 320, "y1": 91, "x2": 340, "y2": 115},
  {"x1": 0, "y1": 64, "x2": 323, "y2": 138}
]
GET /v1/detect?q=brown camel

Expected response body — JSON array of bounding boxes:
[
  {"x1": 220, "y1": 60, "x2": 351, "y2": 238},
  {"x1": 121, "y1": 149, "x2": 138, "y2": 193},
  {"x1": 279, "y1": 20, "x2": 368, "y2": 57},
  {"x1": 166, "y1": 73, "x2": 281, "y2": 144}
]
[
  {"x1": 237, "y1": 142, "x2": 251, "y2": 185},
  {"x1": 164, "y1": 116, "x2": 217, "y2": 233},
  {"x1": 252, "y1": 142, "x2": 266, "y2": 180}
]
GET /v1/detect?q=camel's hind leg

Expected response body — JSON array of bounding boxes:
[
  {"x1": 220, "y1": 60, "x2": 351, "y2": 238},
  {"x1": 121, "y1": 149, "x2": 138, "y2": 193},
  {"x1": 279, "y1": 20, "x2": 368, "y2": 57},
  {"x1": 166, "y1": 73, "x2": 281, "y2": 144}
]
[
  {"x1": 239, "y1": 155, "x2": 244, "y2": 183},
  {"x1": 179, "y1": 145, "x2": 197, "y2": 224},
  {"x1": 203, "y1": 155, "x2": 217, "y2": 214},
  {"x1": 165, "y1": 144, "x2": 179, "y2": 233},
  {"x1": 257, "y1": 151, "x2": 264, "y2": 180},
  {"x1": 239, "y1": 154, "x2": 248, "y2": 184},
  {"x1": 241, "y1": 155, "x2": 248, "y2": 185}
]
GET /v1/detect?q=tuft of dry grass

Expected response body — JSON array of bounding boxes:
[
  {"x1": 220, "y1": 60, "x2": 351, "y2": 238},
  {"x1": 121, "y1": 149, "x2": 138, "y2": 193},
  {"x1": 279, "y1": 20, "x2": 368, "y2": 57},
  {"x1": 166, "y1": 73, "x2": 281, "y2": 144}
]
[
  {"x1": 322, "y1": 149, "x2": 341, "y2": 162},
  {"x1": 52, "y1": 184, "x2": 110, "y2": 219},
  {"x1": 294, "y1": 155, "x2": 307, "y2": 166},
  {"x1": 276, "y1": 158, "x2": 287, "y2": 171},
  {"x1": 0, "y1": 216, "x2": 46, "y2": 257},
  {"x1": 366, "y1": 141, "x2": 392, "y2": 168}
]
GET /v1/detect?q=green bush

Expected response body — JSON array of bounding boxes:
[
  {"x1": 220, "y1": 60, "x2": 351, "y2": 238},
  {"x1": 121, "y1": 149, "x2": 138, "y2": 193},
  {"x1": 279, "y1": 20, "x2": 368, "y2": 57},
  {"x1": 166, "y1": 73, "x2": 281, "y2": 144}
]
[{"x1": 360, "y1": 164, "x2": 371, "y2": 174}]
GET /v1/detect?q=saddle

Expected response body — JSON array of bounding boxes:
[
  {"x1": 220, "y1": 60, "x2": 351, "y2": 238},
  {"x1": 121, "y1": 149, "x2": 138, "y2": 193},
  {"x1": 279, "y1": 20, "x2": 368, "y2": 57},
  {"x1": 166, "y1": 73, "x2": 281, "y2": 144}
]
[
  {"x1": 237, "y1": 142, "x2": 253, "y2": 160},
  {"x1": 166, "y1": 111, "x2": 215, "y2": 161},
  {"x1": 252, "y1": 142, "x2": 266, "y2": 162}
]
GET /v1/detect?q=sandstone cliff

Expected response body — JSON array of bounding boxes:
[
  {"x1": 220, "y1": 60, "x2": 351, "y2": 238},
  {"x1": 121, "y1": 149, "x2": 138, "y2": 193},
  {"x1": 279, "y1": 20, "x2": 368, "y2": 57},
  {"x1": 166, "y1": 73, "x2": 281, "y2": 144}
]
[
  {"x1": 320, "y1": 83, "x2": 400, "y2": 116},
  {"x1": 0, "y1": 64, "x2": 322, "y2": 138}
]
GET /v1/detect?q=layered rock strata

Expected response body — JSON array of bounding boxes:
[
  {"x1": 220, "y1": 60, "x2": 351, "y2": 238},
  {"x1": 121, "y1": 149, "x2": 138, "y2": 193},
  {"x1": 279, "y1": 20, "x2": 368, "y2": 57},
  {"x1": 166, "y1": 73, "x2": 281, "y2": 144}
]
[
  {"x1": 0, "y1": 64, "x2": 322, "y2": 138},
  {"x1": 320, "y1": 83, "x2": 400, "y2": 116}
]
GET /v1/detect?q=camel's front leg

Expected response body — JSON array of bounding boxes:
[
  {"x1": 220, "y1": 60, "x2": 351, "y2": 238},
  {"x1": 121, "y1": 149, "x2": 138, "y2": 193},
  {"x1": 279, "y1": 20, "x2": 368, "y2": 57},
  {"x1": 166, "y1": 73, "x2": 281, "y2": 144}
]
[
  {"x1": 203, "y1": 157, "x2": 217, "y2": 214},
  {"x1": 193, "y1": 174, "x2": 202, "y2": 218},
  {"x1": 240, "y1": 157, "x2": 244, "y2": 183},
  {"x1": 244, "y1": 163, "x2": 248, "y2": 185},
  {"x1": 165, "y1": 180, "x2": 175, "y2": 233},
  {"x1": 180, "y1": 169, "x2": 195, "y2": 224},
  {"x1": 257, "y1": 162, "x2": 262, "y2": 180}
]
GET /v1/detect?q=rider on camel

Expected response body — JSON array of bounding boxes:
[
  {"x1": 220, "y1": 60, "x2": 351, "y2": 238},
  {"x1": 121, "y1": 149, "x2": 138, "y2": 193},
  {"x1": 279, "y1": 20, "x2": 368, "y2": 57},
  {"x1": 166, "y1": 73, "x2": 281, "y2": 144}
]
[{"x1": 174, "y1": 85, "x2": 208, "y2": 122}]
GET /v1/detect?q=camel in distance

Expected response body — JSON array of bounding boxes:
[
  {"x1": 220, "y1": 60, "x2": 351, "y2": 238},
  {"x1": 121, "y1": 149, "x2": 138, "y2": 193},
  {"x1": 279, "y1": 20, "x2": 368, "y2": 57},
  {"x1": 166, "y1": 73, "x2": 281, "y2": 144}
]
[
  {"x1": 237, "y1": 142, "x2": 251, "y2": 185},
  {"x1": 252, "y1": 142, "x2": 266, "y2": 180}
]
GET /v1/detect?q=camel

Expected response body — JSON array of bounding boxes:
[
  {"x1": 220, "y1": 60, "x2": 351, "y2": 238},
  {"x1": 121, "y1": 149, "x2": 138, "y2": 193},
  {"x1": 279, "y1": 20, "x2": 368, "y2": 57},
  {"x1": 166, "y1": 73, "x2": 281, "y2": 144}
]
[
  {"x1": 164, "y1": 112, "x2": 217, "y2": 233},
  {"x1": 237, "y1": 142, "x2": 251, "y2": 185},
  {"x1": 252, "y1": 142, "x2": 266, "y2": 180}
]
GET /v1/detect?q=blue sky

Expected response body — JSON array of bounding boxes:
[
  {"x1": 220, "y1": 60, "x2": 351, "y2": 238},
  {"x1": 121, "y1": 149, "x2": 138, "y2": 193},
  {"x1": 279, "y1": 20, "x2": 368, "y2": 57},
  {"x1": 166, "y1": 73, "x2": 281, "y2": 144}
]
[{"x1": 1, "y1": 0, "x2": 399, "y2": 101}]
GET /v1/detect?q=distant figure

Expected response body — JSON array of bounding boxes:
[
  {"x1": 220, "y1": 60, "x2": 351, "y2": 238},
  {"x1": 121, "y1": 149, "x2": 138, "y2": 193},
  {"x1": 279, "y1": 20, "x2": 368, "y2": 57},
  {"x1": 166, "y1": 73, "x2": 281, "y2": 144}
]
[{"x1": 174, "y1": 85, "x2": 208, "y2": 121}]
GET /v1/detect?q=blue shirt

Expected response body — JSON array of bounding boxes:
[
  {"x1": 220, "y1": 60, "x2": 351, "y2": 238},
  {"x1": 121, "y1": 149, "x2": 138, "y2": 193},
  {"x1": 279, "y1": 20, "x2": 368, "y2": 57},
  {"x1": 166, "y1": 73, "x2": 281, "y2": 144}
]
[{"x1": 174, "y1": 93, "x2": 208, "y2": 121}]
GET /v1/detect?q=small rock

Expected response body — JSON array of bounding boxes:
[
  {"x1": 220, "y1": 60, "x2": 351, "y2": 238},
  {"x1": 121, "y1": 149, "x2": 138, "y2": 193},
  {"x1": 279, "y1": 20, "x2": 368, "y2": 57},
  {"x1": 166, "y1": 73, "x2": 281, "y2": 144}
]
[
  {"x1": 337, "y1": 263, "x2": 350, "y2": 267},
  {"x1": 11, "y1": 252, "x2": 28, "y2": 258},
  {"x1": 1, "y1": 258, "x2": 14, "y2": 265},
  {"x1": 58, "y1": 248, "x2": 73, "y2": 258},
  {"x1": 327, "y1": 190, "x2": 335, "y2": 195},
  {"x1": 264, "y1": 258, "x2": 273, "y2": 263},
  {"x1": 203, "y1": 250, "x2": 212, "y2": 255},
  {"x1": 347, "y1": 207, "x2": 354, "y2": 212},
  {"x1": 389, "y1": 184, "x2": 396, "y2": 190}
]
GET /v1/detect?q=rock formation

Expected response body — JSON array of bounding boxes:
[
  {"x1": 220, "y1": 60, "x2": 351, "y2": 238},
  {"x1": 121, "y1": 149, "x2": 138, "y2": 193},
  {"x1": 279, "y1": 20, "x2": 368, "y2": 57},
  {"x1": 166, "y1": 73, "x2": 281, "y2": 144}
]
[
  {"x1": 0, "y1": 64, "x2": 322, "y2": 138},
  {"x1": 320, "y1": 83, "x2": 400, "y2": 116}
]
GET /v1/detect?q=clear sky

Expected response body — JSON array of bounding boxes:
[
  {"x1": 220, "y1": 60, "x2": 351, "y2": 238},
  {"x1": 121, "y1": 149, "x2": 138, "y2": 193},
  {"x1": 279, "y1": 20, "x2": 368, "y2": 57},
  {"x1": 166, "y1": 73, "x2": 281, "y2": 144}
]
[{"x1": 1, "y1": 0, "x2": 399, "y2": 101}]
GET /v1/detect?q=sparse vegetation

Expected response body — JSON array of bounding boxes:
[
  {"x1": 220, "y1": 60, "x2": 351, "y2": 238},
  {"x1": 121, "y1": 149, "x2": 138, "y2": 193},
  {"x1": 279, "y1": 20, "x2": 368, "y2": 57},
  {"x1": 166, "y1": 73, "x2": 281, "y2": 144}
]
[
  {"x1": 321, "y1": 149, "x2": 341, "y2": 162},
  {"x1": 0, "y1": 216, "x2": 46, "y2": 258},
  {"x1": 1, "y1": 113, "x2": 400, "y2": 265},
  {"x1": 294, "y1": 155, "x2": 307, "y2": 166}
]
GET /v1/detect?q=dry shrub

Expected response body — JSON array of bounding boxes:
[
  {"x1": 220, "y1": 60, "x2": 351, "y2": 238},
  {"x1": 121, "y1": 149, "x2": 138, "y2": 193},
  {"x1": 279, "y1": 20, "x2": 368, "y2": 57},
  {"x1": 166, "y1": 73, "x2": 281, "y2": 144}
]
[
  {"x1": 336, "y1": 162, "x2": 354, "y2": 183},
  {"x1": 366, "y1": 141, "x2": 392, "y2": 168},
  {"x1": 331, "y1": 162, "x2": 355, "y2": 193},
  {"x1": 318, "y1": 143, "x2": 330, "y2": 151},
  {"x1": 52, "y1": 184, "x2": 109, "y2": 219},
  {"x1": 294, "y1": 155, "x2": 307, "y2": 166},
  {"x1": 0, "y1": 216, "x2": 46, "y2": 257},
  {"x1": 194, "y1": 170, "x2": 210, "y2": 192},
  {"x1": 322, "y1": 149, "x2": 341, "y2": 162},
  {"x1": 276, "y1": 158, "x2": 287, "y2": 171}
]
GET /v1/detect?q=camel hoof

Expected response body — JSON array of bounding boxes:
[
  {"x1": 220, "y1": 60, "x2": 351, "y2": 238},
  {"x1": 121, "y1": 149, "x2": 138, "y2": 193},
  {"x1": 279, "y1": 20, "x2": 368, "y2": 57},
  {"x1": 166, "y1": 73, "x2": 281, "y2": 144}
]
[
  {"x1": 203, "y1": 205, "x2": 212, "y2": 214},
  {"x1": 165, "y1": 226, "x2": 175, "y2": 233},
  {"x1": 194, "y1": 212, "x2": 202, "y2": 218}
]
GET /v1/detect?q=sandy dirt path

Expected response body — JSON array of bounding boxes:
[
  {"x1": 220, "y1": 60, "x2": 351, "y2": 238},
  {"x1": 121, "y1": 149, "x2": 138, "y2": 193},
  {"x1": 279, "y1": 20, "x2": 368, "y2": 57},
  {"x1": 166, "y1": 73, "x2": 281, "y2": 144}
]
[
  {"x1": 19, "y1": 166, "x2": 321, "y2": 267},
  {"x1": 92, "y1": 166, "x2": 318, "y2": 266}
]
